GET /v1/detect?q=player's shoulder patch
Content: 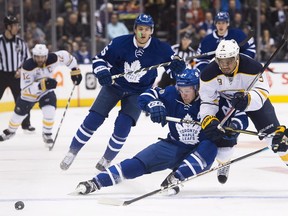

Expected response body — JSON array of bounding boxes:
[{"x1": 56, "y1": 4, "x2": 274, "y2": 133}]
[
  {"x1": 200, "y1": 61, "x2": 221, "y2": 82},
  {"x1": 22, "y1": 58, "x2": 37, "y2": 71},
  {"x1": 46, "y1": 53, "x2": 58, "y2": 66}
]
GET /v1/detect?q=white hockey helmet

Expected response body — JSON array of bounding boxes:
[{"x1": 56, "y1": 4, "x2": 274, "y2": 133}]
[
  {"x1": 215, "y1": 39, "x2": 239, "y2": 60},
  {"x1": 32, "y1": 44, "x2": 48, "y2": 57}
]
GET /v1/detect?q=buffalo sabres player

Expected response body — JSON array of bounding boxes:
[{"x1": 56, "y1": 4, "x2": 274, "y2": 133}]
[
  {"x1": 0, "y1": 44, "x2": 82, "y2": 147},
  {"x1": 60, "y1": 14, "x2": 186, "y2": 171},
  {"x1": 195, "y1": 11, "x2": 256, "y2": 71},
  {"x1": 73, "y1": 68, "x2": 218, "y2": 195},
  {"x1": 199, "y1": 39, "x2": 288, "y2": 180}
]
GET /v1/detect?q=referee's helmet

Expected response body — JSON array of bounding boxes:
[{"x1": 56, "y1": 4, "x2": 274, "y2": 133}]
[{"x1": 4, "y1": 15, "x2": 19, "y2": 27}]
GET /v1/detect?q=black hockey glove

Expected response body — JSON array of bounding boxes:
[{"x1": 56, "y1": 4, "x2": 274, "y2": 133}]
[
  {"x1": 168, "y1": 57, "x2": 186, "y2": 76},
  {"x1": 95, "y1": 69, "x2": 112, "y2": 86},
  {"x1": 39, "y1": 78, "x2": 58, "y2": 91},
  {"x1": 201, "y1": 115, "x2": 225, "y2": 142},
  {"x1": 231, "y1": 92, "x2": 251, "y2": 112},
  {"x1": 271, "y1": 125, "x2": 288, "y2": 153},
  {"x1": 70, "y1": 67, "x2": 82, "y2": 85},
  {"x1": 146, "y1": 99, "x2": 167, "y2": 127}
]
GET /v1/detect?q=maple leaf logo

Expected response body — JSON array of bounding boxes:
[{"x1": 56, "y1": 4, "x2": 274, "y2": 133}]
[
  {"x1": 175, "y1": 114, "x2": 201, "y2": 145},
  {"x1": 123, "y1": 60, "x2": 145, "y2": 83}
]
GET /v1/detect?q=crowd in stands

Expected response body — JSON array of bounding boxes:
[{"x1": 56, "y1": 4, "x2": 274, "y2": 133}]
[{"x1": 1, "y1": 0, "x2": 288, "y2": 62}]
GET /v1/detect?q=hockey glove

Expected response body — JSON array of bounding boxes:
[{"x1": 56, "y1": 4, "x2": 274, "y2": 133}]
[
  {"x1": 146, "y1": 99, "x2": 167, "y2": 126},
  {"x1": 70, "y1": 67, "x2": 82, "y2": 85},
  {"x1": 271, "y1": 125, "x2": 288, "y2": 153},
  {"x1": 168, "y1": 57, "x2": 186, "y2": 76},
  {"x1": 223, "y1": 120, "x2": 240, "y2": 140},
  {"x1": 201, "y1": 115, "x2": 225, "y2": 142},
  {"x1": 231, "y1": 92, "x2": 251, "y2": 112},
  {"x1": 95, "y1": 69, "x2": 112, "y2": 86},
  {"x1": 39, "y1": 78, "x2": 58, "y2": 91}
]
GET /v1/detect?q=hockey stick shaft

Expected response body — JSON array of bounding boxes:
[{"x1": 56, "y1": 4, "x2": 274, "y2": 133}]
[
  {"x1": 49, "y1": 84, "x2": 76, "y2": 151},
  {"x1": 165, "y1": 116, "x2": 272, "y2": 138},
  {"x1": 186, "y1": 29, "x2": 254, "y2": 61},
  {"x1": 111, "y1": 61, "x2": 171, "y2": 79},
  {"x1": 121, "y1": 146, "x2": 268, "y2": 206},
  {"x1": 219, "y1": 21, "x2": 288, "y2": 128}
]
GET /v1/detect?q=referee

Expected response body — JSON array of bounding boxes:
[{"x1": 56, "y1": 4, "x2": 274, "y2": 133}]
[{"x1": 0, "y1": 15, "x2": 35, "y2": 132}]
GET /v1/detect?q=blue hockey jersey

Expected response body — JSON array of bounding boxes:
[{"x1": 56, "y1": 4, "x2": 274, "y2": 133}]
[
  {"x1": 196, "y1": 28, "x2": 256, "y2": 70},
  {"x1": 93, "y1": 34, "x2": 175, "y2": 93}
]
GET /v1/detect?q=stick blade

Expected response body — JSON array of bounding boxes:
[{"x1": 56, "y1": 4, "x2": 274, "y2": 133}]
[{"x1": 98, "y1": 197, "x2": 125, "y2": 206}]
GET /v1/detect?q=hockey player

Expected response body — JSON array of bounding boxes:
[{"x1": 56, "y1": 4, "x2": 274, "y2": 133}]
[
  {"x1": 60, "y1": 14, "x2": 186, "y2": 171},
  {"x1": 73, "y1": 68, "x2": 219, "y2": 195},
  {"x1": 0, "y1": 44, "x2": 82, "y2": 147},
  {"x1": 199, "y1": 39, "x2": 288, "y2": 174},
  {"x1": 195, "y1": 11, "x2": 256, "y2": 71},
  {"x1": 73, "y1": 68, "x2": 248, "y2": 195}
]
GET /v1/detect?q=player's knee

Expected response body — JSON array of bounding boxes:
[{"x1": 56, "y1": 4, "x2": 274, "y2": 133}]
[
  {"x1": 114, "y1": 113, "x2": 133, "y2": 136},
  {"x1": 120, "y1": 158, "x2": 146, "y2": 179},
  {"x1": 83, "y1": 111, "x2": 105, "y2": 131}
]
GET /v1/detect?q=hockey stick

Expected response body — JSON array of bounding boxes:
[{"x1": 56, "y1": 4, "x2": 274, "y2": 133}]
[
  {"x1": 99, "y1": 146, "x2": 268, "y2": 206},
  {"x1": 165, "y1": 116, "x2": 274, "y2": 139},
  {"x1": 49, "y1": 84, "x2": 76, "y2": 151},
  {"x1": 219, "y1": 20, "x2": 288, "y2": 128},
  {"x1": 266, "y1": 67, "x2": 288, "y2": 74},
  {"x1": 185, "y1": 29, "x2": 254, "y2": 61},
  {"x1": 111, "y1": 61, "x2": 171, "y2": 79}
]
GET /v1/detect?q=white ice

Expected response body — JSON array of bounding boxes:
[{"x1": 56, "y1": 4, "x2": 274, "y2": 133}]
[{"x1": 0, "y1": 104, "x2": 288, "y2": 216}]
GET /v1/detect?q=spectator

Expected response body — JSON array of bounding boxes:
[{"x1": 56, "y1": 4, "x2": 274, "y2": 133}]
[
  {"x1": 73, "y1": 42, "x2": 92, "y2": 64},
  {"x1": 260, "y1": 29, "x2": 276, "y2": 61},
  {"x1": 107, "y1": 12, "x2": 129, "y2": 41}
]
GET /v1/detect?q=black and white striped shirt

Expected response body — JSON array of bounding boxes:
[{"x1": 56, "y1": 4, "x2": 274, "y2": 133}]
[
  {"x1": 0, "y1": 34, "x2": 31, "y2": 73},
  {"x1": 171, "y1": 43, "x2": 196, "y2": 64}
]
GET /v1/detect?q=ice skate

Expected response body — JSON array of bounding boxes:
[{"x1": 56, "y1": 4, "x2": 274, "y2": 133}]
[
  {"x1": 60, "y1": 151, "x2": 77, "y2": 170},
  {"x1": 0, "y1": 129, "x2": 15, "y2": 141},
  {"x1": 95, "y1": 157, "x2": 111, "y2": 171},
  {"x1": 74, "y1": 179, "x2": 100, "y2": 195},
  {"x1": 161, "y1": 172, "x2": 181, "y2": 196},
  {"x1": 42, "y1": 133, "x2": 53, "y2": 147},
  {"x1": 22, "y1": 125, "x2": 36, "y2": 134},
  {"x1": 217, "y1": 165, "x2": 230, "y2": 184}
]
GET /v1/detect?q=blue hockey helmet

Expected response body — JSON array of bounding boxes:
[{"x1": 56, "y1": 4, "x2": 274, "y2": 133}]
[
  {"x1": 176, "y1": 68, "x2": 200, "y2": 89},
  {"x1": 214, "y1": 11, "x2": 230, "y2": 24},
  {"x1": 134, "y1": 14, "x2": 154, "y2": 30}
]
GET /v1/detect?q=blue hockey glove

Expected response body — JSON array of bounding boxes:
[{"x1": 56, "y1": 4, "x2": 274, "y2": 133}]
[
  {"x1": 95, "y1": 69, "x2": 112, "y2": 86},
  {"x1": 168, "y1": 58, "x2": 186, "y2": 76},
  {"x1": 231, "y1": 92, "x2": 251, "y2": 112},
  {"x1": 39, "y1": 78, "x2": 58, "y2": 91},
  {"x1": 146, "y1": 99, "x2": 167, "y2": 126},
  {"x1": 201, "y1": 115, "x2": 225, "y2": 142},
  {"x1": 271, "y1": 125, "x2": 288, "y2": 153},
  {"x1": 70, "y1": 67, "x2": 82, "y2": 85}
]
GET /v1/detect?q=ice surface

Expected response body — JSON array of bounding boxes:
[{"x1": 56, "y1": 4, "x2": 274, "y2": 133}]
[{"x1": 0, "y1": 104, "x2": 288, "y2": 216}]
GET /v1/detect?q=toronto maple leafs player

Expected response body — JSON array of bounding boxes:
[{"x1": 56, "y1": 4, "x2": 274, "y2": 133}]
[
  {"x1": 60, "y1": 14, "x2": 186, "y2": 171},
  {"x1": 73, "y1": 68, "x2": 220, "y2": 195},
  {"x1": 195, "y1": 11, "x2": 256, "y2": 71},
  {"x1": 199, "y1": 39, "x2": 288, "y2": 177},
  {"x1": 0, "y1": 44, "x2": 82, "y2": 147}
]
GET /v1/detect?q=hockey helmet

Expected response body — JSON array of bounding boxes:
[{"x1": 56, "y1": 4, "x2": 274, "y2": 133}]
[
  {"x1": 32, "y1": 44, "x2": 49, "y2": 57},
  {"x1": 214, "y1": 12, "x2": 230, "y2": 24},
  {"x1": 176, "y1": 68, "x2": 200, "y2": 89},
  {"x1": 134, "y1": 14, "x2": 154, "y2": 31},
  {"x1": 4, "y1": 15, "x2": 19, "y2": 27},
  {"x1": 215, "y1": 39, "x2": 239, "y2": 59}
]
